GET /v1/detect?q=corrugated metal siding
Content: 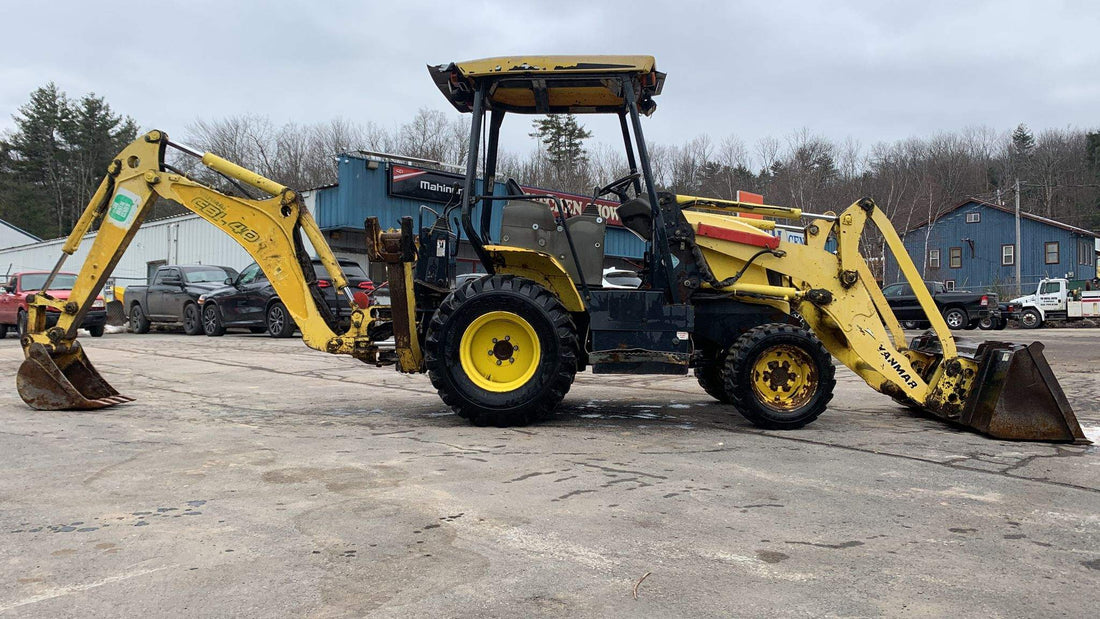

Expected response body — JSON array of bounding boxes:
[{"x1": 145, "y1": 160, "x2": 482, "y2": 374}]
[{"x1": 886, "y1": 201, "x2": 1097, "y2": 290}]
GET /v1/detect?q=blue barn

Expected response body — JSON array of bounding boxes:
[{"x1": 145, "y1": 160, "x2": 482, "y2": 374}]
[{"x1": 885, "y1": 198, "x2": 1098, "y2": 295}]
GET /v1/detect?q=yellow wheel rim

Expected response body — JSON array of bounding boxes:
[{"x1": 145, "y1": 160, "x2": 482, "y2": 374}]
[
  {"x1": 750, "y1": 344, "x2": 818, "y2": 412},
  {"x1": 458, "y1": 311, "x2": 542, "y2": 393}
]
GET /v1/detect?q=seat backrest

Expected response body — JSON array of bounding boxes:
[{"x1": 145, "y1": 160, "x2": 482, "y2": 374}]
[{"x1": 499, "y1": 198, "x2": 607, "y2": 288}]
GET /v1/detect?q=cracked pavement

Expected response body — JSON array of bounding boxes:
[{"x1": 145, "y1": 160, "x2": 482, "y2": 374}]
[{"x1": 0, "y1": 329, "x2": 1097, "y2": 617}]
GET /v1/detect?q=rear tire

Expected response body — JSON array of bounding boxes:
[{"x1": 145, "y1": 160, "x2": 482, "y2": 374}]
[
  {"x1": 87, "y1": 325, "x2": 105, "y2": 337},
  {"x1": 130, "y1": 304, "x2": 150, "y2": 334},
  {"x1": 994, "y1": 316, "x2": 1008, "y2": 330},
  {"x1": 425, "y1": 274, "x2": 577, "y2": 427},
  {"x1": 1020, "y1": 308, "x2": 1042, "y2": 329},
  {"x1": 900, "y1": 320, "x2": 920, "y2": 330},
  {"x1": 721, "y1": 323, "x2": 836, "y2": 430},
  {"x1": 182, "y1": 303, "x2": 203, "y2": 335},
  {"x1": 695, "y1": 352, "x2": 732, "y2": 403},
  {"x1": 266, "y1": 301, "x2": 295, "y2": 338},
  {"x1": 942, "y1": 307, "x2": 968, "y2": 330},
  {"x1": 202, "y1": 303, "x2": 226, "y2": 336},
  {"x1": 0, "y1": 323, "x2": 8, "y2": 338}
]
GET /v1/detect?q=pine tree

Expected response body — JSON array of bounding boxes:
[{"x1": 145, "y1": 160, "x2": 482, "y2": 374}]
[
  {"x1": 0, "y1": 84, "x2": 137, "y2": 238},
  {"x1": 1011, "y1": 123, "x2": 1035, "y2": 157},
  {"x1": 530, "y1": 114, "x2": 592, "y2": 191}
]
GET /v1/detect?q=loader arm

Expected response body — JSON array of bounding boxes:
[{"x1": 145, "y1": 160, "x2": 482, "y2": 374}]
[
  {"x1": 17, "y1": 131, "x2": 381, "y2": 410},
  {"x1": 681, "y1": 197, "x2": 1087, "y2": 442}
]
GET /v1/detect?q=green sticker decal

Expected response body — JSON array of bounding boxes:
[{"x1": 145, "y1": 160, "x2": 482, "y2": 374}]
[{"x1": 107, "y1": 189, "x2": 141, "y2": 229}]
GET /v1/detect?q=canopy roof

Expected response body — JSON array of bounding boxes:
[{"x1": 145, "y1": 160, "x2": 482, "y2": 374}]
[{"x1": 428, "y1": 55, "x2": 665, "y2": 115}]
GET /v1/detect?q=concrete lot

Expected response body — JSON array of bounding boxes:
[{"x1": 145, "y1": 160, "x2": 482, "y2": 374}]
[{"x1": 0, "y1": 329, "x2": 1097, "y2": 617}]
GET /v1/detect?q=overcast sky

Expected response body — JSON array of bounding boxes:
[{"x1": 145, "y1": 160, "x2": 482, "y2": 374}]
[{"x1": 1, "y1": 0, "x2": 1097, "y2": 162}]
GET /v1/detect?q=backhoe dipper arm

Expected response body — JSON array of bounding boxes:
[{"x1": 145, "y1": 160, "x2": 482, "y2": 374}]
[{"x1": 18, "y1": 131, "x2": 378, "y2": 410}]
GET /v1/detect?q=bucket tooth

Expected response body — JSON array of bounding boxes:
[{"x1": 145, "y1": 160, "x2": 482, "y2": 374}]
[{"x1": 16, "y1": 342, "x2": 130, "y2": 411}]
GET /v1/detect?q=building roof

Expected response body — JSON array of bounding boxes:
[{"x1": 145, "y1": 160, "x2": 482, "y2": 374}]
[
  {"x1": 913, "y1": 198, "x2": 1099, "y2": 238},
  {"x1": 0, "y1": 218, "x2": 41, "y2": 243}
]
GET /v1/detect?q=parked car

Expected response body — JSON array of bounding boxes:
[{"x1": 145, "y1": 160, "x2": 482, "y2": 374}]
[
  {"x1": 198, "y1": 259, "x2": 373, "y2": 337},
  {"x1": 126, "y1": 265, "x2": 239, "y2": 335},
  {"x1": 602, "y1": 267, "x2": 642, "y2": 289},
  {"x1": 880, "y1": 281, "x2": 999, "y2": 330},
  {"x1": 0, "y1": 271, "x2": 107, "y2": 338}
]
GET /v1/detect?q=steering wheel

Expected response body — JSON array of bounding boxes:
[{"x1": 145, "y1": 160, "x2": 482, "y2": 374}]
[{"x1": 596, "y1": 172, "x2": 641, "y2": 200}]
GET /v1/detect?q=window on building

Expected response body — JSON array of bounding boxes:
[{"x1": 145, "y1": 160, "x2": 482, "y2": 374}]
[
  {"x1": 927, "y1": 249, "x2": 940, "y2": 269},
  {"x1": 944, "y1": 280, "x2": 956, "y2": 291},
  {"x1": 965, "y1": 212, "x2": 981, "y2": 223},
  {"x1": 1001, "y1": 244, "x2": 1015, "y2": 266},
  {"x1": 1044, "y1": 242, "x2": 1060, "y2": 265},
  {"x1": 1078, "y1": 239, "x2": 1095, "y2": 266},
  {"x1": 949, "y1": 247, "x2": 962, "y2": 269}
]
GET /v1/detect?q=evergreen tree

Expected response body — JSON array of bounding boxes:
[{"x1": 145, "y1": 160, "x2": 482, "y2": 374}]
[
  {"x1": 0, "y1": 84, "x2": 137, "y2": 238},
  {"x1": 530, "y1": 114, "x2": 592, "y2": 191},
  {"x1": 1011, "y1": 123, "x2": 1035, "y2": 157}
]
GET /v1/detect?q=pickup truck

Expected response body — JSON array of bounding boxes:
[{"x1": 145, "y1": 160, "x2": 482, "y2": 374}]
[
  {"x1": 0, "y1": 271, "x2": 107, "y2": 337},
  {"x1": 127, "y1": 265, "x2": 239, "y2": 335},
  {"x1": 880, "y1": 280, "x2": 1000, "y2": 330},
  {"x1": 1004, "y1": 278, "x2": 1100, "y2": 328}
]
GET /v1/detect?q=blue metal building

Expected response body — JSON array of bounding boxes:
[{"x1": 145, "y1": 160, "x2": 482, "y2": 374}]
[
  {"x1": 884, "y1": 198, "x2": 1099, "y2": 293},
  {"x1": 308, "y1": 152, "x2": 645, "y2": 278}
]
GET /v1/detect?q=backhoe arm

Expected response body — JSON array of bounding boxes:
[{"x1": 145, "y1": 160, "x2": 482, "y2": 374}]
[{"x1": 17, "y1": 131, "x2": 379, "y2": 410}]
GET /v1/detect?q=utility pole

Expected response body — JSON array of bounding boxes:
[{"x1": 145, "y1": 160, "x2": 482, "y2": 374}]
[{"x1": 1015, "y1": 178, "x2": 1022, "y2": 297}]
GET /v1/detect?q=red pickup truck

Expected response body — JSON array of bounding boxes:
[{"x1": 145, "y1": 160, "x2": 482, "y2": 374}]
[{"x1": 0, "y1": 272, "x2": 107, "y2": 338}]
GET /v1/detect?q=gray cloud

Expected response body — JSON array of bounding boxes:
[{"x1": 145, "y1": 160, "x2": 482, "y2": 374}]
[{"x1": 1, "y1": 0, "x2": 1096, "y2": 160}]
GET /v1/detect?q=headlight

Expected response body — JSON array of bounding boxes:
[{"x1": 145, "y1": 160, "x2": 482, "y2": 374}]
[{"x1": 91, "y1": 299, "x2": 105, "y2": 309}]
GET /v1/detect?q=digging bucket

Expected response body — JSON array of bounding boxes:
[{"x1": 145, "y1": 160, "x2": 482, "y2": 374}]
[
  {"x1": 911, "y1": 335, "x2": 1089, "y2": 443},
  {"x1": 16, "y1": 342, "x2": 133, "y2": 410}
]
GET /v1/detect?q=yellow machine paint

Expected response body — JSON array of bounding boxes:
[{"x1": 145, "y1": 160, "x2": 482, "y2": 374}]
[{"x1": 458, "y1": 311, "x2": 542, "y2": 392}]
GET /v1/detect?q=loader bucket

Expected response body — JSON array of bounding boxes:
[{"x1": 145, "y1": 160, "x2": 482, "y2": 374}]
[
  {"x1": 911, "y1": 336, "x2": 1089, "y2": 443},
  {"x1": 16, "y1": 342, "x2": 133, "y2": 410}
]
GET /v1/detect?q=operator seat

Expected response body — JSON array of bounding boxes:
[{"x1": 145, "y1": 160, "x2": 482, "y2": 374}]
[
  {"x1": 616, "y1": 195, "x2": 652, "y2": 241},
  {"x1": 498, "y1": 178, "x2": 606, "y2": 288}
]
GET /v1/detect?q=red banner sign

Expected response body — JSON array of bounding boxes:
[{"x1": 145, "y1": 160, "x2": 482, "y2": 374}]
[{"x1": 519, "y1": 186, "x2": 623, "y2": 227}]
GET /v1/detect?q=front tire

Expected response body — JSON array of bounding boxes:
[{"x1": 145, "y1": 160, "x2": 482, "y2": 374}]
[
  {"x1": 266, "y1": 301, "x2": 295, "y2": 338},
  {"x1": 1020, "y1": 308, "x2": 1042, "y2": 329},
  {"x1": 721, "y1": 324, "x2": 836, "y2": 430},
  {"x1": 202, "y1": 303, "x2": 226, "y2": 336},
  {"x1": 942, "y1": 307, "x2": 968, "y2": 330},
  {"x1": 17, "y1": 310, "x2": 28, "y2": 338},
  {"x1": 130, "y1": 304, "x2": 150, "y2": 334},
  {"x1": 425, "y1": 275, "x2": 577, "y2": 427},
  {"x1": 994, "y1": 316, "x2": 1008, "y2": 330},
  {"x1": 87, "y1": 325, "x2": 105, "y2": 337},
  {"x1": 182, "y1": 303, "x2": 204, "y2": 335}
]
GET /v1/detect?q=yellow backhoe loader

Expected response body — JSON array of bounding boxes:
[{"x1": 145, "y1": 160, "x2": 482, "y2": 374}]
[{"x1": 15, "y1": 55, "x2": 1088, "y2": 443}]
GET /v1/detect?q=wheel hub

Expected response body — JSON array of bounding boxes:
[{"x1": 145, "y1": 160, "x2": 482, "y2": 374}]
[
  {"x1": 459, "y1": 311, "x2": 540, "y2": 392},
  {"x1": 750, "y1": 344, "x2": 818, "y2": 412}
]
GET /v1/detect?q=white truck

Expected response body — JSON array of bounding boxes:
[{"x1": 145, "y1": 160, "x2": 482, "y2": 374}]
[{"x1": 1005, "y1": 278, "x2": 1100, "y2": 328}]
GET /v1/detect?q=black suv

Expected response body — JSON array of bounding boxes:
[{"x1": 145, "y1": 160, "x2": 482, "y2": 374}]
[{"x1": 198, "y1": 259, "x2": 373, "y2": 337}]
